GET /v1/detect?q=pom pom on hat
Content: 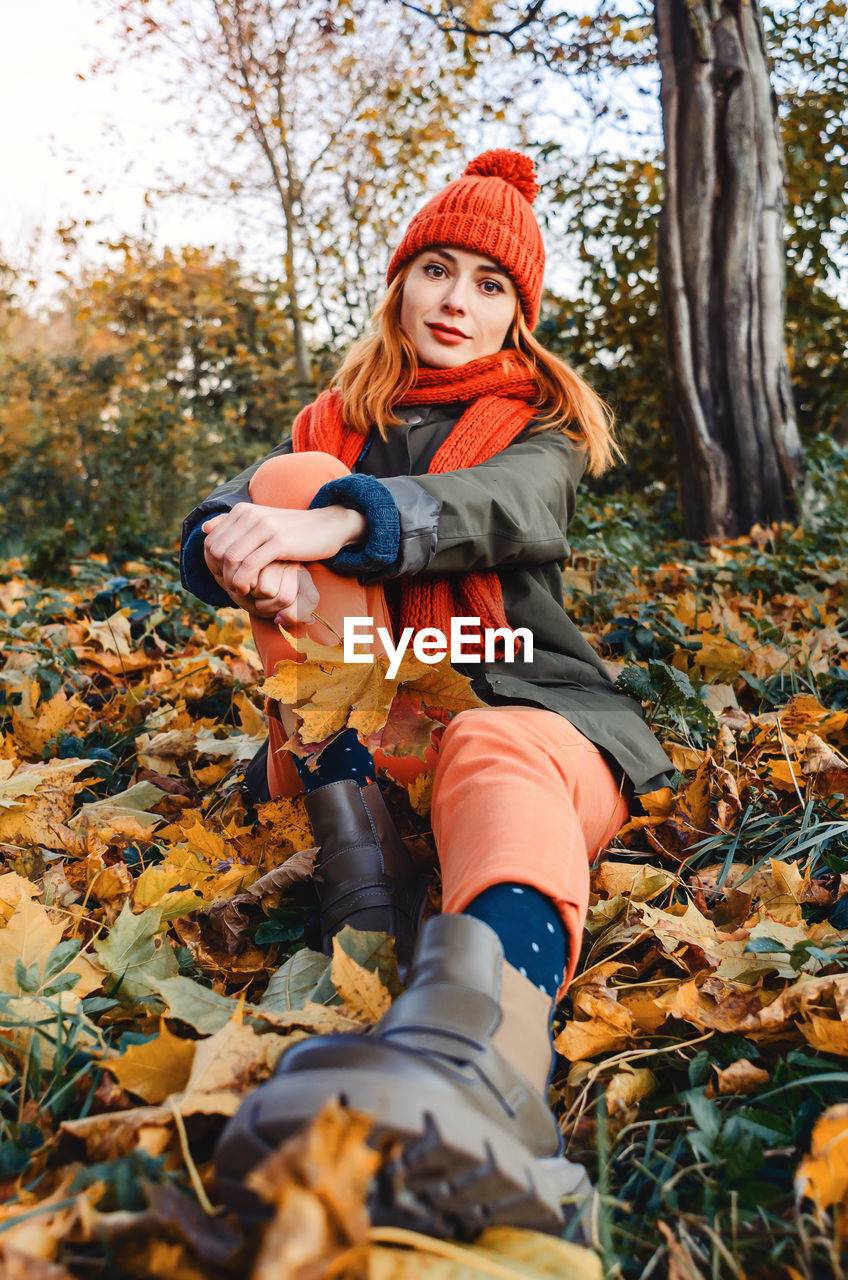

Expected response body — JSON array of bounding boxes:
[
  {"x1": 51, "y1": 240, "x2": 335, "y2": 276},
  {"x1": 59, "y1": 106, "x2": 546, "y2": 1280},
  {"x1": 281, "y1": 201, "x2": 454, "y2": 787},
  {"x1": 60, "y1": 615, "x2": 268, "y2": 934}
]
[
  {"x1": 386, "y1": 148, "x2": 546, "y2": 329},
  {"x1": 463, "y1": 150, "x2": 540, "y2": 205}
]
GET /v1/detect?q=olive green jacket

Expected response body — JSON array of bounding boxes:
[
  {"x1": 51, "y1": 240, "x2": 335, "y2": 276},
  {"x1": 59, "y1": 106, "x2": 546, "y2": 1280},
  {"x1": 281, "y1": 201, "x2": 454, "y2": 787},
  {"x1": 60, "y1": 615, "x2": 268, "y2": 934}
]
[{"x1": 180, "y1": 403, "x2": 672, "y2": 794}]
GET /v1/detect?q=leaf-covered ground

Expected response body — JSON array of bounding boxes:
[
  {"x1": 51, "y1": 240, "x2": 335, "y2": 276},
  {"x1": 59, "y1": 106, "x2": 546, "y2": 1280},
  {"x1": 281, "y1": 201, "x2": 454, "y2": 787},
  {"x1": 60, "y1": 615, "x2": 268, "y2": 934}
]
[{"x1": 1, "y1": 438, "x2": 847, "y2": 1278}]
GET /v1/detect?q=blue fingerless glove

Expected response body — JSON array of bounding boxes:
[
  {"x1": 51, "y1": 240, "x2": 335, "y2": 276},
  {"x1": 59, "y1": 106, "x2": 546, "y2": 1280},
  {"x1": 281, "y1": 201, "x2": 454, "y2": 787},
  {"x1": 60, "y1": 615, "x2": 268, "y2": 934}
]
[
  {"x1": 308, "y1": 474, "x2": 401, "y2": 575},
  {"x1": 180, "y1": 517, "x2": 234, "y2": 607}
]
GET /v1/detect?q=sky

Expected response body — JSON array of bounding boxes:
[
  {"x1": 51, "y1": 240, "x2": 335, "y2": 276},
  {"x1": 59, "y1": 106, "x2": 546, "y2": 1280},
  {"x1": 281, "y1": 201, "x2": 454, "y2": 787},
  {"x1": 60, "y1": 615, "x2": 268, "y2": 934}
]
[
  {"x1": 0, "y1": 0, "x2": 247, "y2": 296},
  {"x1": 0, "y1": 0, "x2": 661, "y2": 305}
]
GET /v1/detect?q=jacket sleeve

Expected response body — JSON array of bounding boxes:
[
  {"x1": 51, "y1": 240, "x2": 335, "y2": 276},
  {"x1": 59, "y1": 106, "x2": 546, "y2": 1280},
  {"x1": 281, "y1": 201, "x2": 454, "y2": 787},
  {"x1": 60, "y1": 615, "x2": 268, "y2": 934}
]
[
  {"x1": 369, "y1": 429, "x2": 589, "y2": 578},
  {"x1": 179, "y1": 438, "x2": 294, "y2": 602}
]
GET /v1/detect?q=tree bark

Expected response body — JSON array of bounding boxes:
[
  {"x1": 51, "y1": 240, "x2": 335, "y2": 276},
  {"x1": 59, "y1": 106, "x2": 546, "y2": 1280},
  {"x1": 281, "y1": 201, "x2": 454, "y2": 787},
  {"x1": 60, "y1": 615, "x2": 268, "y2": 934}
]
[{"x1": 655, "y1": 0, "x2": 803, "y2": 539}]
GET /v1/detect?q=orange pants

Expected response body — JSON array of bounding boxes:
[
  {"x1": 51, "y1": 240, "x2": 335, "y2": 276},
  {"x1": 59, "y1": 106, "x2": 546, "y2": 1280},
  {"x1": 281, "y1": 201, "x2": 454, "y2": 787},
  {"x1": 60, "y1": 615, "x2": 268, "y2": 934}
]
[{"x1": 248, "y1": 453, "x2": 629, "y2": 993}]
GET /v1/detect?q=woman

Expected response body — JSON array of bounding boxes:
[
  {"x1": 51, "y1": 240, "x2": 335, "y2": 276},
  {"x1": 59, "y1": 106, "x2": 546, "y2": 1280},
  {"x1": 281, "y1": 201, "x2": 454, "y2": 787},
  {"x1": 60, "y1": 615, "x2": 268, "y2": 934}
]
[{"x1": 180, "y1": 151, "x2": 672, "y2": 1237}]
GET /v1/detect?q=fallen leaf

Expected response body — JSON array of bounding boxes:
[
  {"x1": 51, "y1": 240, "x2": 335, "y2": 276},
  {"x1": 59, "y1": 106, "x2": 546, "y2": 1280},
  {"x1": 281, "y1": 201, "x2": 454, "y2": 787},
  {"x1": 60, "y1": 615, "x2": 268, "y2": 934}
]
[
  {"x1": 158, "y1": 975, "x2": 242, "y2": 1034},
  {"x1": 709, "y1": 1058, "x2": 770, "y2": 1096},
  {"x1": 331, "y1": 937, "x2": 393, "y2": 1023},
  {"x1": 367, "y1": 1224, "x2": 603, "y2": 1278},
  {"x1": 106, "y1": 1018, "x2": 197, "y2": 1102},
  {"x1": 61, "y1": 1106, "x2": 174, "y2": 1161},
  {"x1": 555, "y1": 991, "x2": 633, "y2": 1062},
  {"x1": 93, "y1": 902, "x2": 179, "y2": 1005},
  {"x1": 606, "y1": 1066, "x2": 657, "y2": 1114},
  {"x1": 795, "y1": 1103, "x2": 848, "y2": 1210},
  {"x1": 176, "y1": 1016, "x2": 292, "y2": 1117},
  {"x1": 261, "y1": 948, "x2": 333, "y2": 1013},
  {"x1": 248, "y1": 1100, "x2": 380, "y2": 1280}
]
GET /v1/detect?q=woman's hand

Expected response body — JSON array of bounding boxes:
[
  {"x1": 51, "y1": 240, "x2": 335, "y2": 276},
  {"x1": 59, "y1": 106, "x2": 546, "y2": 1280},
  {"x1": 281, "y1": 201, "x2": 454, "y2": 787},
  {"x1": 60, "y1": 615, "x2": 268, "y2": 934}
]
[
  {"x1": 206, "y1": 556, "x2": 320, "y2": 625},
  {"x1": 202, "y1": 502, "x2": 366, "y2": 596}
]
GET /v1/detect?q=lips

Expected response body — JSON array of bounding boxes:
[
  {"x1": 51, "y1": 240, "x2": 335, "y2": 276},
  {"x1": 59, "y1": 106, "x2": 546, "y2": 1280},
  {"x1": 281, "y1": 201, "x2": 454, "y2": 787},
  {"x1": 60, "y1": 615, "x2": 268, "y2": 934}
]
[{"x1": 426, "y1": 323, "x2": 469, "y2": 342}]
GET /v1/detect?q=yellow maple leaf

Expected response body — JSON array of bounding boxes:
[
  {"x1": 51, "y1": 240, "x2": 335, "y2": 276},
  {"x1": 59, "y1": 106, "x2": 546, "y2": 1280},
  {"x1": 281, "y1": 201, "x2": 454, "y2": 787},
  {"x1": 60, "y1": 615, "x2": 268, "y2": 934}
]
[
  {"x1": 11, "y1": 678, "x2": 84, "y2": 758},
  {"x1": 106, "y1": 1018, "x2": 196, "y2": 1103},
  {"x1": 175, "y1": 1017, "x2": 292, "y2": 1118},
  {"x1": 331, "y1": 938, "x2": 393, "y2": 1023}
]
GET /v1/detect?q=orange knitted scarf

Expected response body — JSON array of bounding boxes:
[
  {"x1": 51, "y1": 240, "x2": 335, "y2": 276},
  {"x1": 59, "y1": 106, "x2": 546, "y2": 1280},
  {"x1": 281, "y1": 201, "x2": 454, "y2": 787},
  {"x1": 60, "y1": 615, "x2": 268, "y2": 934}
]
[{"x1": 291, "y1": 351, "x2": 539, "y2": 659}]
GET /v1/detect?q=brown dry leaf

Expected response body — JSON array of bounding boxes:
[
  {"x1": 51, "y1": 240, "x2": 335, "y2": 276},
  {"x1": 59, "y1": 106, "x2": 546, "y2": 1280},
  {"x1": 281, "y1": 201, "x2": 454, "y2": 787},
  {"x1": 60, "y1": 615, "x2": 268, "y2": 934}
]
[
  {"x1": 80, "y1": 1181, "x2": 243, "y2": 1270},
  {"x1": 85, "y1": 611, "x2": 133, "y2": 656},
  {"x1": 770, "y1": 858, "x2": 832, "y2": 905},
  {"x1": 616, "y1": 989, "x2": 669, "y2": 1034},
  {"x1": 661, "y1": 972, "x2": 848, "y2": 1042},
  {"x1": 616, "y1": 786, "x2": 673, "y2": 836},
  {"x1": 801, "y1": 733, "x2": 848, "y2": 795},
  {"x1": 0, "y1": 1243, "x2": 77, "y2": 1279},
  {"x1": 61, "y1": 1106, "x2": 174, "y2": 1161},
  {"x1": 636, "y1": 900, "x2": 722, "y2": 968},
  {"x1": 252, "y1": 1002, "x2": 366, "y2": 1036},
  {"x1": 0, "y1": 871, "x2": 41, "y2": 922},
  {"x1": 799, "y1": 1013, "x2": 848, "y2": 1056},
  {"x1": 335, "y1": 660, "x2": 402, "y2": 743},
  {"x1": 667, "y1": 744, "x2": 706, "y2": 773},
  {"x1": 105, "y1": 1238, "x2": 213, "y2": 1280},
  {"x1": 779, "y1": 694, "x2": 847, "y2": 741},
  {"x1": 389, "y1": 651, "x2": 488, "y2": 715},
  {"x1": 0, "y1": 758, "x2": 98, "y2": 847},
  {"x1": 106, "y1": 1017, "x2": 197, "y2": 1103},
  {"x1": 0, "y1": 1175, "x2": 103, "y2": 1262},
  {"x1": 208, "y1": 848, "x2": 317, "y2": 946},
  {"x1": 406, "y1": 769, "x2": 434, "y2": 816},
  {"x1": 663, "y1": 756, "x2": 740, "y2": 849},
  {"x1": 263, "y1": 628, "x2": 483, "y2": 751},
  {"x1": 332, "y1": 938, "x2": 393, "y2": 1023},
  {"x1": 248, "y1": 1100, "x2": 380, "y2": 1280},
  {"x1": 795, "y1": 1103, "x2": 848, "y2": 1210},
  {"x1": 367, "y1": 1225, "x2": 603, "y2": 1278},
  {"x1": 592, "y1": 862, "x2": 675, "y2": 903},
  {"x1": 659, "y1": 978, "x2": 771, "y2": 1035},
  {"x1": 709, "y1": 1058, "x2": 770, "y2": 1096},
  {"x1": 176, "y1": 1016, "x2": 292, "y2": 1117},
  {"x1": 10, "y1": 679, "x2": 84, "y2": 758},
  {"x1": 86, "y1": 858, "x2": 135, "y2": 911},
  {"x1": 605, "y1": 1066, "x2": 657, "y2": 1115},
  {"x1": 555, "y1": 990, "x2": 633, "y2": 1062},
  {"x1": 255, "y1": 794, "x2": 315, "y2": 852},
  {"x1": 766, "y1": 756, "x2": 804, "y2": 793},
  {"x1": 261, "y1": 633, "x2": 392, "y2": 744},
  {"x1": 136, "y1": 728, "x2": 197, "y2": 775}
]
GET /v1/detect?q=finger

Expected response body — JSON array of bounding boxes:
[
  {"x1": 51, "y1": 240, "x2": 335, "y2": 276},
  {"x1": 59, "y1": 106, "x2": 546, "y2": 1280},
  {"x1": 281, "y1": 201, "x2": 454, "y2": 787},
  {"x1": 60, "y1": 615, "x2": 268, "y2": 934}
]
[
  {"x1": 214, "y1": 513, "x2": 295, "y2": 593},
  {"x1": 273, "y1": 582, "x2": 317, "y2": 626},
  {"x1": 202, "y1": 504, "x2": 265, "y2": 565},
  {"x1": 221, "y1": 538, "x2": 279, "y2": 596},
  {"x1": 254, "y1": 561, "x2": 300, "y2": 603},
  {"x1": 203, "y1": 538, "x2": 225, "y2": 573}
]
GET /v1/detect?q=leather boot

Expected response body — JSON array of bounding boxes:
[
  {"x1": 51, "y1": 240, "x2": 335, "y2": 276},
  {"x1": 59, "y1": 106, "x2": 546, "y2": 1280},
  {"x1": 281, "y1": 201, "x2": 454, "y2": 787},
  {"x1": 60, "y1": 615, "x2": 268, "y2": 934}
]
[
  {"x1": 215, "y1": 913, "x2": 592, "y2": 1241},
  {"x1": 305, "y1": 778, "x2": 427, "y2": 972}
]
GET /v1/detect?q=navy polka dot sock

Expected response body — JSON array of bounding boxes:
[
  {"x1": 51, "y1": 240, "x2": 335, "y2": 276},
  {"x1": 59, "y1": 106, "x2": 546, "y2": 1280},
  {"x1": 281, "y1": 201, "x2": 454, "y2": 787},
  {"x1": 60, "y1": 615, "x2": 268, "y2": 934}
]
[
  {"x1": 293, "y1": 727, "x2": 377, "y2": 792},
  {"x1": 463, "y1": 883, "x2": 569, "y2": 998}
]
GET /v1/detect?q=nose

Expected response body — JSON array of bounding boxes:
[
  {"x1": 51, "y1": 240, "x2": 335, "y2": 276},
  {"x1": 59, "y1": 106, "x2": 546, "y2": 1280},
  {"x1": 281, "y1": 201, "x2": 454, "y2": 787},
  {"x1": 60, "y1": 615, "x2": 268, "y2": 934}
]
[{"x1": 441, "y1": 274, "x2": 470, "y2": 315}]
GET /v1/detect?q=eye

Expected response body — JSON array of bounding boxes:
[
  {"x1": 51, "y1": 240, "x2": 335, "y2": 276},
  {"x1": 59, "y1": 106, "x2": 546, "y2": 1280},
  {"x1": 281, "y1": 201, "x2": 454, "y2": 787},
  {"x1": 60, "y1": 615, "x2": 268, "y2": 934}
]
[
  {"x1": 480, "y1": 279, "x2": 505, "y2": 295},
  {"x1": 423, "y1": 262, "x2": 448, "y2": 278}
]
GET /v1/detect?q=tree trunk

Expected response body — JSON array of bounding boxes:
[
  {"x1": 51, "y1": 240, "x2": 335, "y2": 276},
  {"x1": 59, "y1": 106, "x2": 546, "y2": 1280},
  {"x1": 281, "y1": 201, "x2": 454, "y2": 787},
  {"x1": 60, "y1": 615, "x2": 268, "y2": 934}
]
[{"x1": 655, "y1": 0, "x2": 803, "y2": 539}]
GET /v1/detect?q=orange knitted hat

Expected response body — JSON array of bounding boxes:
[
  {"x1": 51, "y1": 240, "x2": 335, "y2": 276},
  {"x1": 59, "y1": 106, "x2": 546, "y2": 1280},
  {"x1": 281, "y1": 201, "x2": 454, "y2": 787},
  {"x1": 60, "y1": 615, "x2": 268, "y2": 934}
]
[{"x1": 386, "y1": 149, "x2": 545, "y2": 329}]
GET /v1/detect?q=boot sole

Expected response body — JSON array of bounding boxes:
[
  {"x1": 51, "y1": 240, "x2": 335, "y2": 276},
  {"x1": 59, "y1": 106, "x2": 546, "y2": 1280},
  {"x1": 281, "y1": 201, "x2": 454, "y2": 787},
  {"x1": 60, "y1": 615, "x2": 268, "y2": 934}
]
[{"x1": 215, "y1": 1064, "x2": 594, "y2": 1243}]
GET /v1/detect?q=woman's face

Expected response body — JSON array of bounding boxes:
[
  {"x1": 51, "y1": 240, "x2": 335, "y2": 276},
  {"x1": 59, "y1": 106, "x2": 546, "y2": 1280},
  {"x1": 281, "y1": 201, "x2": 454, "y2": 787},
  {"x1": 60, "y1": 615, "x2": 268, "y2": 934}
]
[{"x1": 399, "y1": 247, "x2": 518, "y2": 368}]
